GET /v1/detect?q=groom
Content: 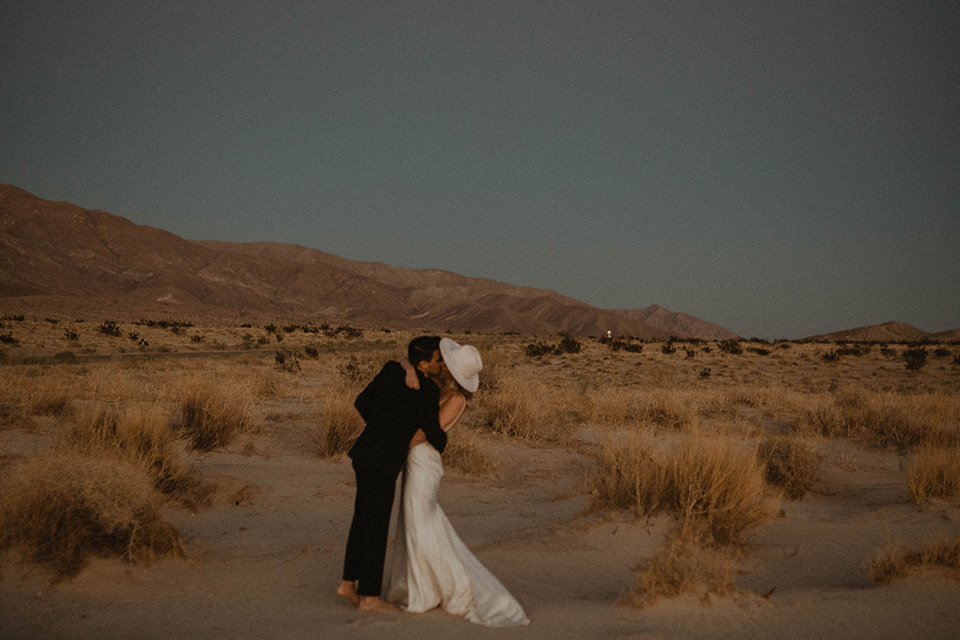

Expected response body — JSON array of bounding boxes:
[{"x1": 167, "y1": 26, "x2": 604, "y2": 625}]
[{"x1": 337, "y1": 336, "x2": 448, "y2": 612}]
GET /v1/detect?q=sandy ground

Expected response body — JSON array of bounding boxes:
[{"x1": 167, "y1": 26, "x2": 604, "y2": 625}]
[{"x1": 3, "y1": 393, "x2": 960, "y2": 640}]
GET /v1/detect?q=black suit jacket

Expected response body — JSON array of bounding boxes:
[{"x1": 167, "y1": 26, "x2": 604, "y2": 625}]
[{"x1": 349, "y1": 361, "x2": 447, "y2": 479}]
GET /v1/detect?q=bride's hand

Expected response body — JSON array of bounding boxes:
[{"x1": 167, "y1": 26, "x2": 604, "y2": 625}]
[
  {"x1": 401, "y1": 358, "x2": 420, "y2": 390},
  {"x1": 409, "y1": 429, "x2": 427, "y2": 447}
]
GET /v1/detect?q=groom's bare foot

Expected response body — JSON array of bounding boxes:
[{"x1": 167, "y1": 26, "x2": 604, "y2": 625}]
[
  {"x1": 358, "y1": 596, "x2": 399, "y2": 613},
  {"x1": 337, "y1": 581, "x2": 360, "y2": 606}
]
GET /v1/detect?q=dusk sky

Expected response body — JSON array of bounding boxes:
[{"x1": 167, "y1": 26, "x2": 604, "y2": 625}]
[{"x1": 2, "y1": 1, "x2": 957, "y2": 339}]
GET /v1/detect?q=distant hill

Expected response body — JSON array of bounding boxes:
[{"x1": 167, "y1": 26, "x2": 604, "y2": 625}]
[
  {"x1": 611, "y1": 305, "x2": 740, "y2": 340},
  {"x1": 1, "y1": 184, "x2": 744, "y2": 338},
  {"x1": 803, "y1": 321, "x2": 956, "y2": 343}
]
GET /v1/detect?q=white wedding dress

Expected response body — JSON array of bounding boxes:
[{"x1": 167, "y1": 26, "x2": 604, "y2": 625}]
[{"x1": 384, "y1": 441, "x2": 529, "y2": 627}]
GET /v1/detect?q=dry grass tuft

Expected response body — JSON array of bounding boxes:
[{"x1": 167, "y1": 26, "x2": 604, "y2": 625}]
[
  {"x1": 477, "y1": 375, "x2": 577, "y2": 442},
  {"x1": 588, "y1": 388, "x2": 697, "y2": 431},
  {"x1": 795, "y1": 390, "x2": 960, "y2": 450},
  {"x1": 859, "y1": 394, "x2": 960, "y2": 450},
  {"x1": 907, "y1": 445, "x2": 960, "y2": 503},
  {"x1": 0, "y1": 452, "x2": 185, "y2": 579},
  {"x1": 62, "y1": 405, "x2": 190, "y2": 495},
  {"x1": 796, "y1": 398, "x2": 852, "y2": 438},
  {"x1": 869, "y1": 536, "x2": 960, "y2": 585},
  {"x1": 443, "y1": 426, "x2": 499, "y2": 476},
  {"x1": 176, "y1": 381, "x2": 252, "y2": 451},
  {"x1": 757, "y1": 435, "x2": 820, "y2": 500},
  {"x1": 587, "y1": 434, "x2": 778, "y2": 546},
  {"x1": 312, "y1": 392, "x2": 364, "y2": 458},
  {"x1": 621, "y1": 537, "x2": 738, "y2": 609}
]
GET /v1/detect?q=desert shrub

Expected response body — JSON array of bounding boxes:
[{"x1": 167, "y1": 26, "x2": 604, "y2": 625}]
[
  {"x1": 524, "y1": 341, "x2": 555, "y2": 358},
  {"x1": 556, "y1": 334, "x2": 582, "y2": 354},
  {"x1": 933, "y1": 347, "x2": 951, "y2": 358},
  {"x1": 717, "y1": 339, "x2": 742, "y2": 355},
  {"x1": 907, "y1": 445, "x2": 960, "y2": 503},
  {"x1": 0, "y1": 452, "x2": 185, "y2": 578},
  {"x1": 835, "y1": 344, "x2": 870, "y2": 357},
  {"x1": 747, "y1": 347, "x2": 771, "y2": 356},
  {"x1": 0, "y1": 332, "x2": 18, "y2": 345},
  {"x1": 312, "y1": 392, "x2": 364, "y2": 457},
  {"x1": 443, "y1": 426, "x2": 498, "y2": 476},
  {"x1": 64, "y1": 328, "x2": 79, "y2": 341},
  {"x1": 602, "y1": 337, "x2": 643, "y2": 353},
  {"x1": 335, "y1": 355, "x2": 376, "y2": 386},
  {"x1": 176, "y1": 382, "x2": 252, "y2": 451},
  {"x1": 699, "y1": 368, "x2": 711, "y2": 378},
  {"x1": 903, "y1": 347, "x2": 928, "y2": 370},
  {"x1": 53, "y1": 351, "x2": 79, "y2": 363},
  {"x1": 98, "y1": 321, "x2": 121, "y2": 337},
  {"x1": 587, "y1": 434, "x2": 777, "y2": 546},
  {"x1": 869, "y1": 536, "x2": 960, "y2": 585},
  {"x1": 621, "y1": 537, "x2": 737, "y2": 608},
  {"x1": 324, "y1": 324, "x2": 363, "y2": 339},
  {"x1": 757, "y1": 436, "x2": 819, "y2": 499},
  {"x1": 661, "y1": 342, "x2": 676, "y2": 355},
  {"x1": 305, "y1": 346, "x2": 319, "y2": 358},
  {"x1": 275, "y1": 349, "x2": 301, "y2": 373},
  {"x1": 63, "y1": 405, "x2": 189, "y2": 495},
  {"x1": 524, "y1": 335, "x2": 581, "y2": 358}
]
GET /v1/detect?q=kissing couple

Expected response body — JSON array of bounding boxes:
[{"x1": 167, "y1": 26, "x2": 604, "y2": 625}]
[{"x1": 337, "y1": 336, "x2": 529, "y2": 627}]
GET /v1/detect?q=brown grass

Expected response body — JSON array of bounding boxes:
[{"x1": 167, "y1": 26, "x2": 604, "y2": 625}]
[
  {"x1": 477, "y1": 374, "x2": 578, "y2": 442},
  {"x1": 869, "y1": 536, "x2": 960, "y2": 585},
  {"x1": 621, "y1": 537, "x2": 738, "y2": 609},
  {"x1": 907, "y1": 445, "x2": 960, "y2": 503},
  {"x1": 176, "y1": 380, "x2": 252, "y2": 451},
  {"x1": 0, "y1": 451, "x2": 185, "y2": 579},
  {"x1": 587, "y1": 387, "x2": 697, "y2": 430},
  {"x1": 311, "y1": 391, "x2": 364, "y2": 458},
  {"x1": 795, "y1": 390, "x2": 960, "y2": 449},
  {"x1": 61, "y1": 405, "x2": 190, "y2": 495},
  {"x1": 443, "y1": 425, "x2": 499, "y2": 476},
  {"x1": 587, "y1": 434, "x2": 778, "y2": 546},
  {"x1": 757, "y1": 435, "x2": 820, "y2": 500}
]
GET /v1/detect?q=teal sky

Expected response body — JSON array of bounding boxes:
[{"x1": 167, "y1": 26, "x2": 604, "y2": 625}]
[{"x1": 2, "y1": 1, "x2": 957, "y2": 338}]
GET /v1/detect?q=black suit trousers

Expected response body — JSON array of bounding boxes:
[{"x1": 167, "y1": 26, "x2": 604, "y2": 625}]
[{"x1": 342, "y1": 460, "x2": 398, "y2": 596}]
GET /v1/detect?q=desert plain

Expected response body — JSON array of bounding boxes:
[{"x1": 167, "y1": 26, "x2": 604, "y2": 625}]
[{"x1": 1, "y1": 315, "x2": 959, "y2": 640}]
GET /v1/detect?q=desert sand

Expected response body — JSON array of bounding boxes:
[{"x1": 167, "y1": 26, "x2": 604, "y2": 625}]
[{"x1": 2, "y1": 320, "x2": 960, "y2": 639}]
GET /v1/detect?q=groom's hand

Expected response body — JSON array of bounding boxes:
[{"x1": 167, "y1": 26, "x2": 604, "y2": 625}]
[{"x1": 401, "y1": 359, "x2": 420, "y2": 390}]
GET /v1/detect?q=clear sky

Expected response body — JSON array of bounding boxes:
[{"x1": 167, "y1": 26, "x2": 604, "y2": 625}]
[{"x1": 2, "y1": 1, "x2": 957, "y2": 339}]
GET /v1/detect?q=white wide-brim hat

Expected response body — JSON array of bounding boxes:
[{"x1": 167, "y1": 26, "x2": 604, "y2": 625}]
[{"x1": 439, "y1": 337, "x2": 482, "y2": 393}]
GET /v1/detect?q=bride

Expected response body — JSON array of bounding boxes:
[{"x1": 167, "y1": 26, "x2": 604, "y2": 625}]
[{"x1": 385, "y1": 338, "x2": 529, "y2": 627}]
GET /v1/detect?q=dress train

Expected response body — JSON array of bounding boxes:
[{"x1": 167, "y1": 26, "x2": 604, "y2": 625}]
[{"x1": 384, "y1": 443, "x2": 529, "y2": 627}]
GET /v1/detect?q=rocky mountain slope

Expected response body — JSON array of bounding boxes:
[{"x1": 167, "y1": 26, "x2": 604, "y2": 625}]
[{"x1": 2, "y1": 185, "x2": 738, "y2": 338}]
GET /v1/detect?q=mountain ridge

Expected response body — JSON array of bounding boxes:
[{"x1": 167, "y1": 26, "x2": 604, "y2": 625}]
[{"x1": 1, "y1": 184, "x2": 734, "y2": 338}]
